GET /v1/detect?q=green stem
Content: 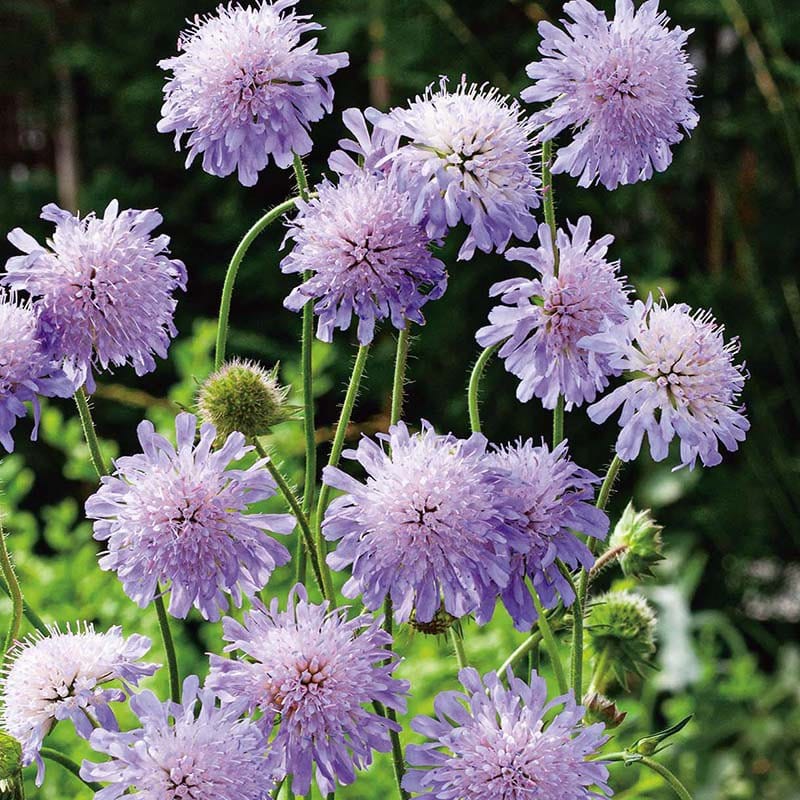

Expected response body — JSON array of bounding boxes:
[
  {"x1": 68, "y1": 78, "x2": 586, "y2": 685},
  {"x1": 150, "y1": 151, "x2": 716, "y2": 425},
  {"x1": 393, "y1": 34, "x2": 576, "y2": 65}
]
[
  {"x1": 587, "y1": 645, "x2": 613, "y2": 695},
  {"x1": 214, "y1": 196, "x2": 302, "y2": 370},
  {"x1": 40, "y1": 747, "x2": 103, "y2": 792},
  {"x1": 596, "y1": 455, "x2": 623, "y2": 513},
  {"x1": 373, "y1": 698, "x2": 410, "y2": 800},
  {"x1": 605, "y1": 753, "x2": 693, "y2": 800},
  {"x1": 467, "y1": 345, "x2": 498, "y2": 433},
  {"x1": 588, "y1": 544, "x2": 627, "y2": 586},
  {"x1": 391, "y1": 328, "x2": 411, "y2": 426},
  {"x1": 255, "y1": 440, "x2": 329, "y2": 603},
  {"x1": 497, "y1": 630, "x2": 544, "y2": 676},
  {"x1": 0, "y1": 575, "x2": 47, "y2": 635},
  {"x1": 541, "y1": 138, "x2": 559, "y2": 273},
  {"x1": 533, "y1": 591, "x2": 568, "y2": 695},
  {"x1": 154, "y1": 589, "x2": 180, "y2": 704},
  {"x1": 314, "y1": 344, "x2": 370, "y2": 600},
  {"x1": 0, "y1": 517, "x2": 22, "y2": 662},
  {"x1": 270, "y1": 777, "x2": 286, "y2": 799},
  {"x1": 553, "y1": 395, "x2": 565, "y2": 446},
  {"x1": 74, "y1": 387, "x2": 107, "y2": 478},
  {"x1": 450, "y1": 627, "x2": 469, "y2": 671}
]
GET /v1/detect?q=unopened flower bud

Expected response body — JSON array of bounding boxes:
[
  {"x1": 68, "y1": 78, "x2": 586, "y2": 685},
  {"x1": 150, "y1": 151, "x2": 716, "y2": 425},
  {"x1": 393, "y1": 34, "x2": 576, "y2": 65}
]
[
  {"x1": 197, "y1": 358, "x2": 294, "y2": 441},
  {"x1": 409, "y1": 607, "x2": 458, "y2": 636},
  {"x1": 609, "y1": 502, "x2": 664, "y2": 579},
  {"x1": 583, "y1": 691, "x2": 627, "y2": 729}
]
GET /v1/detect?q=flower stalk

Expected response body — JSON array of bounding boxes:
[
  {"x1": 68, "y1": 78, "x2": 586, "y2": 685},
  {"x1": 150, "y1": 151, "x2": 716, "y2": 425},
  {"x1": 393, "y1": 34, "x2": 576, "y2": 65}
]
[
  {"x1": 0, "y1": 517, "x2": 22, "y2": 664},
  {"x1": 467, "y1": 344, "x2": 498, "y2": 433}
]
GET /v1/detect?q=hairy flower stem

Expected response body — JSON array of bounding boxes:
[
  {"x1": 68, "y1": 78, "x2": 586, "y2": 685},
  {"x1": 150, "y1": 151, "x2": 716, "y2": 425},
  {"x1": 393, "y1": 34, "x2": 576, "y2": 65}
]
[
  {"x1": 254, "y1": 440, "x2": 330, "y2": 603},
  {"x1": 40, "y1": 747, "x2": 103, "y2": 792},
  {"x1": 0, "y1": 517, "x2": 22, "y2": 663},
  {"x1": 0, "y1": 575, "x2": 47, "y2": 635},
  {"x1": 553, "y1": 394, "x2": 565, "y2": 444},
  {"x1": 605, "y1": 753, "x2": 693, "y2": 800},
  {"x1": 391, "y1": 328, "x2": 411, "y2": 426},
  {"x1": 588, "y1": 544, "x2": 627, "y2": 586},
  {"x1": 587, "y1": 645, "x2": 613, "y2": 696},
  {"x1": 154, "y1": 589, "x2": 181, "y2": 704},
  {"x1": 450, "y1": 628, "x2": 469, "y2": 670},
  {"x1": 467, "y1": 344, "x2": 499, "y2": 433},
  {"x1": 532, "y1": 591, "x2": 567, "y2": 695},
  {"x1": 214, "y1": 196, "x2": 302, "y2": 370},
  {"x1": 75, "y1": 387, "x2": 107, "y2": 478},
  {"x1": 497, "y1": 630, "x2": 544, "y2": 676},
  {"x1": 314, "y1": 344, "x2": 370, "y2": 601}
]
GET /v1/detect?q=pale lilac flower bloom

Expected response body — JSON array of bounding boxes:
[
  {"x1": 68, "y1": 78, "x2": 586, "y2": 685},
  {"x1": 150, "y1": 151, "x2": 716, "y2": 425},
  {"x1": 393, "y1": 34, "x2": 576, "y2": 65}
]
[
  {"x1": 404, "y1": 667, "x2": 611, "y2": 800},
  {"x1": 0, "y1": 623, "x2": 157, "y2": 785},
  {"x1": 86, "y1": 412, "x2": 294, "y2": 620},
  {"x1": 524, "y1": 0, "x2": 698, "y2": 190},
  {"x1": 158, "y1": 1, "x2": 349, "y2": 186},
  {"x1": 584, "y1": 298, "x2": 749, "y2": 468},
  {"x1": 327, "y1": 107, "x2": 398, "y2": 177},
  {"x1": 81, "y1": 676, "x2": 273, "y2": 799},
  {"x1": 4, "y1": 202, "x2": 186, "y2": 392},
  {"x1": 207, "y1": 585, "x2": 408, "y2": 796},
  {"x1": 477, "y1": 217, "x2": 630, "y2": 410},
  {"x1": 376, "y1": 79, "x2": 540, "y2": 260},
  {"x1": 0, "y1": 290, "x2": 74, "y2": 453},
  {"x1": 322, "y1": 421, "x2": 526, "y2": 625},
  {"x1": 487, "y1": 439, "x2": 608, "y2": 630},
  {"x1": 281, "y1": 171, "x2": 447, "y2": 344}
]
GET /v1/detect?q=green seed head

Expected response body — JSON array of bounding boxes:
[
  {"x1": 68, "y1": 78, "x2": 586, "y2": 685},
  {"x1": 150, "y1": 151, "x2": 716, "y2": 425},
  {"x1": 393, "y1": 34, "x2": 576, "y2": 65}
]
[{"x1": 609, "y1": 502, "x2": 664, "y2": 579}]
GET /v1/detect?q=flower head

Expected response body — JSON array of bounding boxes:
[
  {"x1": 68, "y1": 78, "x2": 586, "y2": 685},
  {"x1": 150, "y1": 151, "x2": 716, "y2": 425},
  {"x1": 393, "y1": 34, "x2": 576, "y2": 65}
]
[
  {"x1": 81, "y1": 675, "x2": 272, "y2": 800},
  {"x1": 376, "y1": 78, "x2": 540, "y2": 260},
  {"x1": 4, "y1": 202, "x2": 186, "y2": 392},
  {"x1": 584, "y1": 298, "x2": 749, "y2": 468},
  {"x1": 486, "y1": 439, "x2": 609, "y2": 630},
  {"x1": 0, "y1": 291, "x2": 74, "y2": 453},
  {"x1": 404, "y1": 667, "x2": 610, "y2": 800},
  {"x1": 322, "y1": 421, "x2": 526, "y2": 624},
  {"x1": 0, "y1": 623, "x2": 157, "y2": 784},
  {"x1": 85, "y1": 412, "x2": 294, "y2": 620},
  {"x1": 524, "y1": 0, "x2": 698, "y2": 189},
  {"x1": 207, "y1": 585, "x2": 408, "y2": 796},
  {"x1": 476, "y1": 217, "x2": 630, "y2": 410},
  {"x1": 608, "y1": 501, "x2": 664, "y2": 579},
  {"x1": 281, "y1": 171, "x2": 447, "y2": 344},
  {"x1": 328, "y1": 107, "x2": 399, "y2": 177},
  {"x1": 158, "y1": 1, "x2": 348, "y2": 186}
]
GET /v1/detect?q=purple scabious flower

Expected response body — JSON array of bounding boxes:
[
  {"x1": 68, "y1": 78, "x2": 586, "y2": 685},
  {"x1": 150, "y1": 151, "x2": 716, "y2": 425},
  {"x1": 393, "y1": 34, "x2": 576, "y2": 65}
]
[
  {"x1": 0, "y1": 290, "x2": 74, "y2": 453},
  {"x1": 158, "y1": 1, "x2": 349, "y2": 186},
  {"x1": 523, "y1": 0, "x2": 698, "y2": 190},
  {"x1": 0, "y1": 623, "x2": 157, "y2": 785},
  {"x1": 486, "y1": 440, "x2": 609, "y2": 630},
  {"x1": 375, "y1": 78, "x2": 541, "y2": 260},
  {"x1": 584, "y1": 298, "x2": 750, "y2": 469},
  {"x1": 328, "y1": 107, "x2": 399, "y2": 177},
  {"x1": 4, "y1": 202, "x2": 186, "y2": 393},
  {"x1": 85, "y1": 412, "x2": 294, "y2": 620},
  {"x1": 403, "y1": 667, "x2": 611, "y2": 800},
  {"x1": 281, "y1": 171, "x2": 447, "y2": 344},
  {"x1": 321, "y1": 421, "x2": 526, "y2": 625},
  {"x1": 476, "y1": 217, "x2": 630, "y2": 410},
  {"x1": 206, "y1": 585, "x2": 408, "y2": 796},
  {"x1": 81, "y1": 675, "x2": 273, "y2": 799}
]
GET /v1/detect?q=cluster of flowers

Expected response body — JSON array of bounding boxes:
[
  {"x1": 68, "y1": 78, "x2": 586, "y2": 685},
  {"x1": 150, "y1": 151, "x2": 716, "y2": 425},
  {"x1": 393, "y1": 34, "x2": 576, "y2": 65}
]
[{"x1": 0, "y1": 0, "x2": 749, "y2": 798}]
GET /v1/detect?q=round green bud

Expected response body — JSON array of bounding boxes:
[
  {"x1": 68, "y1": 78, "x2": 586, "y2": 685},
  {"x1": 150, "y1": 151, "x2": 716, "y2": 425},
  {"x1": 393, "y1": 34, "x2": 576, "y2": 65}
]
[
  {"x1": 409, "y1": 607, "x2": 458, "y2": 636},
  {"x1": 609, "y1": 502, "x2": 664, "y2": 579},
  {"x1": 197, "y1": 359, "x2": 293, "y2": 441}
]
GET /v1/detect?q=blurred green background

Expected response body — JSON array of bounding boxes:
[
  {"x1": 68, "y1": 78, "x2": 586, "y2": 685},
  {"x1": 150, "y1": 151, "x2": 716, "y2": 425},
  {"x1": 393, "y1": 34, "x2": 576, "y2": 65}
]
[{"x1": 0, "y1": 0, "x2": 798, "y2": 797}]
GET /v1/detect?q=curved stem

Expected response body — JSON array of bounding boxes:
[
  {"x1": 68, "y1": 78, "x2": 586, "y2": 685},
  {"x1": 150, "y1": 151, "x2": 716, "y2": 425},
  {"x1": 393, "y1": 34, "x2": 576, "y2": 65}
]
[
  {"x1": 0, "y1": 517, "x2": 22, "y2": 663},
  {"x1": 596, "y1": 455, "x2": 623, "y2": 513},
  {"x1": 391, "y1": 328, "x2": 411, "y2": 426},
  {"x1": 40, "y1": 747, "x2": 103, "y2": 792},
  {"x1": 314, "y1": 344, "x2": 370, "y2": 600},
  {"x1": 254, "y1": 440, "x2": 329, "y2": 603},
  {"x1": 467, "y1": 345, "x2": 498, "y2": 433},
  {"x1": 74, "y1": 387, "x2": 107, "y2": 478},
  {"x1": 587, "y1": 645, "x2": 613, "y2": 696},
  {"x1": 498, "y1": 629, "x2": 544, "y2": 677},
  {"x1": 153, "y1": 589, "x2": 180, "y2": 704},
  {"x1": 588, "y1": 544, "x2": 627, "y2": 586},
  {"x1": 605, "y1": 753, "x2": 693, "y2": 800},
  {"x1": 0, "y1": 575, "x2": 47, "y2": 635},
  {"x1": 214, "y1": 196, "x2": 302, "y2": 370},
  {"x1": 533, "y1": 591, "x2": 568, "y2": 695},
  {"x1": 450, "y1": 628, "x2": 469, "y2": 671},
  {"x1": 373, "y1": 698, "x2": 410, "y2": 800}
]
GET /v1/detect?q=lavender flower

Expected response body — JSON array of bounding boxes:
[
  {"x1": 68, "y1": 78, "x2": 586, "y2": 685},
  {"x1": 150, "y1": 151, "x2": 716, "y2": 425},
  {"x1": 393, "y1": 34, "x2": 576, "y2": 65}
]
[
  {"x1": 328, "y1": 107, "x2": 398, "y2": 177},
  {"x1": 281, "y1": 171, "x2": 447, "y2": 344},
  {"x1": 524, "y1": 0, "x2": 698, "y2": 190},
  {"x1": 404, "y1": 667, "x2": 610, "y2": 800},
  {"x1": 85, "y1": 412, "x2": 294, "y2": 620},
  {"x1": 476, "y1": 217, "x2": 630, "y2": 410},
  {"x1": 81, "y1": 675, "x2": 273, "y2": 799},
  {"x1": 0, "y1": 290, "x2": 74, "y2": 453},
  {"x1": 584, "y1": 298, "x2": 749, "y2": 468},
  {"x1": 207, "y1": 585, "x2": 408, "y2": 796},
  {"x1": 0, "y1": 623, "x2": 157, "y2": 785},
  {"x1": 376, "y1": 78, "x2": 540, "y2": 260},
  {"x1": 322, "y1": 421, "x2": 526, "y2": 625},
  {"x1": 158, "y1": 1, "x2": 349, "y2": 186},
  {"x1": 4, "y1": 202, "x2": 186, "y2": 392},
  {"x1": 486, "y1": 439, "x2": 609, "y2": 630}
]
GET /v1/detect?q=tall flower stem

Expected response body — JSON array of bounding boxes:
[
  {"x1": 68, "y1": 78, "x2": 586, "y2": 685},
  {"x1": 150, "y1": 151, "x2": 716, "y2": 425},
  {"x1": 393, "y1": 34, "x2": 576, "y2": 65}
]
[
  {"x1": 595, "y1": 455, "x2": 623, "y2": 514},
  {"x1": 553, "y1": 395, "x2": 565, "y2": 445},
  {"x1": 497, "y1": 630, "x2": 544, "y2": 676},
  {"x1": 0, "y1": 516, "x2": 22, "y2": 662},
  {"x1": 214, "y1": 196, "x2": 302, "y2": 370},
  {"x1": 532, "y1": 591, "x2": 567, "y2": 695},
  {"x1": 0, "y1": 575, "x2": 47, "y2": 635},
  {"x1": 450, "y1": 628, "x2": 469, "y2": 671},
  {"x1": 605, "y1": 753, "x2": 693, "y2": 800},
  {"x1": 380, "y1": 598, "x2": 409, "y2": 800},
  {"x1": 314, "y1": 344, "x2": 371, "y2": 600},
  {"x1": 40, "y1": 747, "x2": 103, "y2": 792},
  {"x1": 391, "y1": 328, "x2": 411, "y2": 426},
  {"x1": 154, "y1": 589, "x2": 181, "y2": 704},
  {"x1": 74, "y1": 387, "x2": 107, "y2": 478},
  {"x1": 467, "y1": 344, "x2": 498, "y2": 433},
  {"x1": 541, "y1": 138, "x2": 559, "y2": 271}
]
